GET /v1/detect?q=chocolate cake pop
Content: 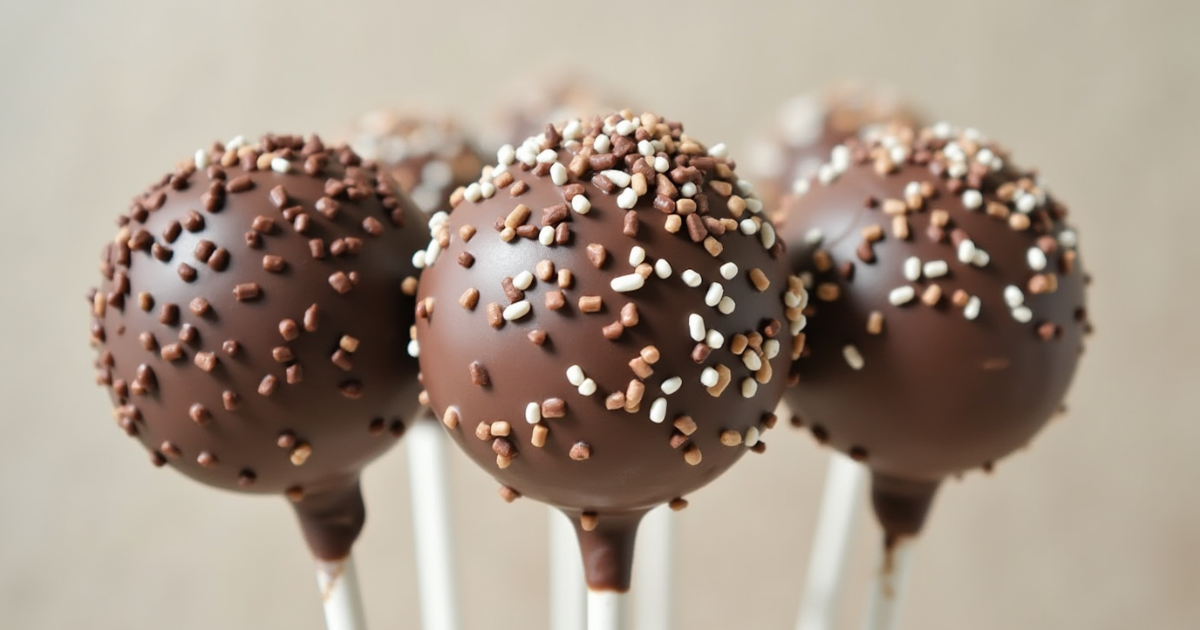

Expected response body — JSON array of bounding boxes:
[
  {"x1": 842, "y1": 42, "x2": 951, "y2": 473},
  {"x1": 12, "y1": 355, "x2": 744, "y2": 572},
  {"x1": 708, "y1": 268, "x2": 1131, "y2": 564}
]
[
  {"x1": 748, "y1": 83, "x2": 920, "y2": 214},
  {"x1": 414, "y1": 111, "x2": 806, "y2": 590},
  {"x1": 350, "y1": 110, "x2": 486, "y2": 215},
  {"x1": 779, "y1": 123, "x2": 1090, "y2": 538},
  {"x1": 88, "y1": 134, "x2": 427, "y2": 560}
]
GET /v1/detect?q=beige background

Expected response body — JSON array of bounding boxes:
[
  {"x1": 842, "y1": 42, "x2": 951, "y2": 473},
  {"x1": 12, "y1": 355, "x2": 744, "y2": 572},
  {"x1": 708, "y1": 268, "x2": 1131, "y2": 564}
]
[{"x1": 1, "y1": 1, "x2": 1196, "y2": 628}]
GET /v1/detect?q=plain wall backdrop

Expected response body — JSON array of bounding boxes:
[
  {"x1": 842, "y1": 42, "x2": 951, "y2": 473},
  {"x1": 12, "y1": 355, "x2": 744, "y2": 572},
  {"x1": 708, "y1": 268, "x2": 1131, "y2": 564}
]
[{"x1": 1, "y1": 1, "x2": 1197, "y2": 628}]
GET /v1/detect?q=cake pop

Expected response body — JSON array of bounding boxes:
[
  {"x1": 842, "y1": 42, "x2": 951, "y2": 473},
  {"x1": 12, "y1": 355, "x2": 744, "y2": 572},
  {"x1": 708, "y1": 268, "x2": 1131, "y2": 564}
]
[
  {"x1": 747, "y1": 83, "x2": 920, "y2": 214},
  {"x1": 414, "y1": 111, "x2": 806, "y2": 592},
  {"x1": 87, "y1": 133, "x2": 427, "y2": 561},
  {"x1": 350, "y1": 110, "x2": 486, "y2": 215}
]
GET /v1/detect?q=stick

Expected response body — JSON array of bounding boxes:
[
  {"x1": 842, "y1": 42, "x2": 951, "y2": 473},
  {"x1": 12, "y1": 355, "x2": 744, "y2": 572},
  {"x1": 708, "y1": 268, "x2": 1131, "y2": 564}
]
[
  {"x1": 794, "y1": 453, "x2": 866, "y2": 630},
  {"x1": 316, "y1": 555, "x2": 368, "y2": 630},
  {"x1": 861, "y1": 537, "x2": 917, "y2": 630},
  {"x1": 587, "y1": 589, "x2": 628, "y2": 630},
  {"x1": 406, "y1": 418, "x2": 461, "y2": 630},
  {"x1": 550, "y1": 508, "x2": 587, "y2": 630},
  {"x1": 634, "y1": 505, "x2": 674, "y2": 630}
]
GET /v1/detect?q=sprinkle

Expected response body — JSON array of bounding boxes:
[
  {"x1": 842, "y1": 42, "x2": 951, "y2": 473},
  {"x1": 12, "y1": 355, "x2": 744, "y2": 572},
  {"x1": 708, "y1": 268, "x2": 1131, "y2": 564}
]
[
  {"x1": 654, "y1": 259, "x2": 673, "y2": 279},
  {"x1": 578, "y1": 378, "x2": 597, "y2": 396},
  {"x1": 681, "y1": 269, "x2": 702, "y2": 287},
  {"x1": 903, "y1": 256, "x2": 921, "y2": 281},
  {"x1": 1059, "y1": 230, "x2": 1078, "y2": 248},
  {"x1": 867, "y1": 311, "x2": 885, "y2": 334},
  {"x1": 1027, "y1": 247, "x2": 1048, "y2": 271},
  {"x1": 843, "y1": 345, "x2": 865, "y2": 370},
  {"x1": 649, "y1": 398, "x2": 668, "y2": 423},
  {"x1": 971, "y1": 249, "x2": 990, "y2": 267},
  {"x1": 718, "y1": 296, "x2": 736, "y2": 314},
  {"x1": 566, "y1": 365, "x2": 585, "y2": 386},
  {"x1": 611, "y1": 273, "x2": 644, "y2": 293},
  {"x1": 957, "y1": 239, "x2": 977, "y2": 264},
  {"x1": 705, "y1": 283, "x2": 724, "y2": 307},
  {"x1": 502, "y1": 300, "x2": 530, "y2": 321},
  {"x1": 921, "y1": 284, "x2": 943, "y2": 306},
  {"x1": 888, "y1": 286, "x2": 916, "y2": 306},
  {"x1": 683, "y1": 444, "x2": 702, "y2": 466},
  {"x1": 705, "y1": 329, "x2": 725, "y2": 349},
  {"x1": 744, "y1": 426, "x2": 761, "y2": 447},
  {"x1": 513, "y1": 271, "x2": 534, "y2": 290},
  {"x1": 1004, "y1": 285, "x2": 1025, "y2": 307},
  {"x1": 719, "y1": 262, "x2": 738, "y2": 280},
  {"x1": 923, "y1": 260, "x2": 949, "y2": 278},
  {"x1": 629, "y1": 246, "x2": 646, "y2": 266},
  {"x1": 661, "y1": 377, "x2": 682, "y2": 395},
  {"x1": 1012, "y1": 305, "x2": 1033, "y2": 323},
  {"x1": 550, "y1": 162, "x2": 568, "y2": 185},
  {"x1": 570, "y1": 442, "x2": 592, "y2": 461},
  {"x1": 469, "y1": 362, "x2": 490, "y2": 386},
  {"x1": 542, "y1": 398, "x2": 566, "y2": 418},
  {"x1": 962, "y1": 190, "x2": 983, "y2": 209},
  {"x1": 964, "y1": 296, "x2": 982, "y2": 320}
]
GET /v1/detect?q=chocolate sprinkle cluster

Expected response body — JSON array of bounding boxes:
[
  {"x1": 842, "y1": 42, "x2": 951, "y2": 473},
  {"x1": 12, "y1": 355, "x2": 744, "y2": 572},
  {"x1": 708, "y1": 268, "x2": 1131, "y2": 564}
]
[
  {"x1": 88, "y1": 134, "x2": 427, "y2": 517},
  {"x1": 414, "y1": 111, "x2": 806, "y2": 530},
  {"x1": 781, "y1": 123, "x2": 1090, "y2": 484}
]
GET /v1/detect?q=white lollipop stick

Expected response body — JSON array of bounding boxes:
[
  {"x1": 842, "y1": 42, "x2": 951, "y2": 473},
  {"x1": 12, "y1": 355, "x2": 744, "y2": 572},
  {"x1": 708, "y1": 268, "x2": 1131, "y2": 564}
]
[
  {"x1": 316, "y1": 555, "x2": 368, "y2": 630},
  {"x1": 588, "y1": 589, "x2": 628, "y2": 630},
  {"x1": 633, "y1": 505, "x2": 674, "y2": 630},
  {"x1": 406, "y1": 418, "x2": 461, "y2": 630},
  {"x1": 861, "y1": 537, "x2": 917, "y2": 630},
  {"x1": 794, "y1": 452, "x2": 866, "y2": 630},
  {"x1": 550, "y1": 508, "x2": 587, "y2": 630}
]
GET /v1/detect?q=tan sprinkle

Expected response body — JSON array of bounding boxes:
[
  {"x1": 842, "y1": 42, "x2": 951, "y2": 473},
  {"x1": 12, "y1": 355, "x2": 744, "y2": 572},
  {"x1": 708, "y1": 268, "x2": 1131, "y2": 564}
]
[
  {"x1": 817, "y1": 283, "x2": 840, "y2": 301},
  {"x1": 673, "y1": 415, "x2": 697, "y2": 436},
  {"x1": 505, "y1": 204, "x2": 531, "y2": 229},
  {"x1": 486, "y1": 302, "x2": 503, "y2": 328},
  {"x1": 867, "y1": 311, "x2": 885, "y2": 335},
  {"x1": 442, "y1": 408, "x2": 459, "y2": 429},
  {"x1": 683, "y1": 444, "x2": 703, "y2": 466},
  {"x1": 640, "y1": 346, "x2": 660, "y2": 364},
  {"x1": 535, "y1": 259, "x2": 555, "y2": 282},
  {"x1": 586, "y1": 243, "x2": 607, "y2": 268},
  {"x1": 580, "y1": 512, "x2": 599, "y2": 532},
  {"x1": 922, "y1": 284, "x2": 943, "y2": 306},
  {"x1": 703, "y1": 236, "x2": 723, "y2": 257},
  {"x1": 531, "y1": 424, "x2": 549, "y2": 448},
  {"x1": 629, "y1": 357, "x2": 654, "y2": 378},
  {"x1": 459, "y1": 288, "x2": 480, "y2": 310},
  {"x1": 706, "y1": 365, "x2": 732, "y2": 397},
  {"x1": 558, "y1": 269, "x2": 573, "y2": 289},
  {"x1": 951, "y1": 289, "x2": 971, "y2": 308},
  {"x1": 749, "y1": 268, "x2": 770, "y2": 292},
  {"x1": 720, "y1": 430, "x2": 743, "y2": 446},
  {"x1": 474, "y1": 422, "x2": 491, "y2": 441},
  {"x1": 490, "y1": 421, "x2": 511, "y2": 437},
  {"x1": 290, "y1": 443, "x2": 312, "y2": 466},
  {"x1": 569, "y1": 442, "x2": 591, "y2": 461},
  {"x1": 459, "y1": 224, "x2": 476, "y2": 242},
  {"x1": 862, "y1": 224, "x2": 884, "y2": 242},
  {"x1": 664, "y1": 215, "x2": 682, "y2": 233},
  {"x1": 620, "y1": 303, "x2": 639, "y2": 327}
]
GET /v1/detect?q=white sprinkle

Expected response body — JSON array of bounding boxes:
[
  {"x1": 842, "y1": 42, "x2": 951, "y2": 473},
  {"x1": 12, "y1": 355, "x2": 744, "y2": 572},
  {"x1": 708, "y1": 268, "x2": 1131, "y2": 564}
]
[
  {"x1": 1027, "y1": 247, "x2": 1048, "y2": 271},
  {"x1": 225, "y1": 135, "x2": 246, "y2": 151},
  {"x1": 705, "y1": 283, "x2": 724, "y2": 307},
  {"x1": 964, "y1": 296, "x2": 982, "y2": 320},
  {"x1": 638, "y1": 140, "x2": 655, "y2": 157},
  {"x1": 742, "y1": 352, "x2": 762, "y2": 371},
  {"x1": 513, "y1": 271, "x2": 534, "y2": 290},
  {"x1": 739, "y1": 219, "x2": 759, "y2": 235},
  {"x1": 705, "y1": 329, "x2": 725, "y2": 349},
  {"x1": 525, "y1": 402, "x2": 541, "y2": 424},
  {"x1": 957, "y1": 239, "x2": 977, "y2": 264},
  {"x1": 194, "y1": 149, "x2": 210, "y2": 169},
  {"x1": 270, "y1": 157, "x2": 291, "y2": 173},
  {"x1": 688, "y1": 314, "x2": 706, "y2": 341},
  {"x1": 700, "y1": 367, "x2": 719, "y2": 387},
  {"x1": 888, "y1": 286, "x2": 916, "y2": 306},
  {"x1": 718, "y1": 296, "x2": 736, "y2": 314},
  {"x1": 783, "y1": 291, "x2": 802, "y2": 308},
  {"x1": 649, "y1": 398, "x2": 668, "y2": 423},
  {"x1": 562, "y1": 120, "x2": 583, "y2": 140},
  {"x1": 407, "y1": 339, "x2": 419, "y2": 358},
  {"x1": 948, "y1": 161, "x2": 968, "y2": 178},
  {"x1": 923, "y1": 260, "x2": 949, "y2": 278},
  {"x1": 804, "y1": 228, "x2": 823, "y2": 245},
  {"x1": 616, "y1": 119, "x2": 637, "y2": 137},
  {"x1": 792, "y1": 178, "x2": 811, "y2": 196},
  {"x1": 628, "y1": 246, "x2": 646, "y2": 267},
  {"x1": 971, "y1": 249, "x2": 990, "y2": 267},
  {"x1": 746, "y1": 198, "x2": 764, "y2": 215},
  {"x1": 566, "y1": 365, "x2": 585, "y2": 386},
  {"x1": 611, "y1": 273, "x2": 645, "y2": 293},
  {"x1": 653, "y1": 156, "x2": 670, "y2": 172},
  {"x1": 497, "y1": 144, "x2": 516, "y2": 165},
  {"x1": 602, "y1": 169, "x2": 632, "y2": 188},
  {"x1": 479, "y1": 182, "x2": 496, "y2": 199},
  {"x1": 654, "y1": 259, "x2": 673, "y2": 279},
  {"x1": 843, "y1": 345, "x2": 865, "y2": 370},
  {"x1": 903, "y1": 256, "x2": 922, "y2": 281},
  {"x1": 661, "y1": 377, "x2": 682, "y2": 395},
  {"x1": 740, "y1": 378, "x2": 758, "y2": 398},
  {"x1": 680, "y1": 182, "x2": 698, "y2": 198},
  {"x1": 760, "y1": 222, "x2": 777, "y2": 249},
  {"x1": 932, "y1": 122, "x2": 954, "y2": 139},
  {"x1": 412, "y1": 250, "x2": 427, "y2": 269},
  {"x1": 962, "y1": 190, "x2": 983, "y2": 209},
  {"x1": 736, "y1": 179, "x2": 758, "y2": 196},
  {"x1": 1016, "y1": 192, "x2": 1037, "y2": 213},
  {"x1": 817, "y1": 164, "x2": 838, "y2": 185},
  {"x1": 1004, "y1": 285, "x2": 1025, "y2": 307},
  {"x1": 830, "y1": 145, "x2": 851, "y2": 171},
  {"x1": 503, "y1": 300, "x2": 531, "y2": 321},
  {"x1": 464, "y1": 183, "x2": 482, "y2": 202},
  {"x1": 1012, "y1": 306, "x2": 1033, "y2": 323},
  {"x1": 744, "y1": 426, "x2": 761, "y2": 447},
  {"x1": 790, "y1": 316, "x2": 807, "y2": 336},
  {"x1": 764, "y1": 339, "x2": 780, "y2": 359},
  {"x1": 539, "y1": 226, "x2": 555, "y2": 245},
  {"x1": 536, "y1": 149, "x2": 558, "y2": 164},
  {"x1": 571, "y1": 194, "x2": 591, "y2": 215},
  {"x1": 617, "y1": 188, "x2": 639, "y2": 209},
  {"x1": 799, "y1": 272, "x2": 814, "y2": 289},
  {"x1": 550, "y1": 162, "x2": 568, "y2": 186},
  {"x1": 515, "y1": 145, "x2": 537, "y2": 166},
  {"x1": 708, "y1": 142, "x2": 728, "y2": 158},
  {"x1": 976, "y1": 148, "x2": 995, "y2": 165},
  {"x1": 904, "y1": 181, "x2": 922, "y2": 199},
  {"x1": 681, "y1": 269, "x2": 702, "y2": 288},
  {"x1": 719, "y1": 262, "x2": 738, "y2": 279},
  {"x1": 1059, "y1": 230, "x2": 1078, "y2": 248},
  {"x1": 593, "y1": 134, "x2": 611, "y2": 153},
  {"x1": 578, "y1": 379, "x2": 597, "y2": 396},
  {"x1": 428, "y1": 211, "x2": 449, "y2": 230},
  {"x1": 424, "y1": 239, "x2": 442, "y2": 265}
]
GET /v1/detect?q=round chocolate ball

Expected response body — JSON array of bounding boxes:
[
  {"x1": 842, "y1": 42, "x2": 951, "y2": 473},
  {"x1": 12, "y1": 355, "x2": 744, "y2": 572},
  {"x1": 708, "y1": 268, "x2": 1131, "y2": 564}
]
[
  {"x1": 88, "y1": 134, "x2": 427, "y2": 558},
  {"x1": 350, "y1": 110, "x2": 486, "y2": 214},
  {"x1": 414, "y1": 112, "x2": 805, "y2": 586},
  {"x1": 747, "y1": 83, "x2": 921, "y2": 214},
  {"x1": 779, "y1": 123, "x2": 1090, "y2": 534}
]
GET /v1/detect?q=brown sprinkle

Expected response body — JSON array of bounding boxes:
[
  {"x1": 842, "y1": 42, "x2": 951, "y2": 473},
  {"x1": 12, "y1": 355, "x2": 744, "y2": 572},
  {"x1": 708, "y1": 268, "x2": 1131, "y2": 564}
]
[
  {"x1": 469, "y1": 361, "x2": 490, "y2": 386},
  {"x1": 569, "y1": 442, "x2": 592, "y2": 461},
  {"x1": 578, "y1": 295, "x2": 603, "y2": 313},
  {"x1": 867, "y1": 311, "x2": 885, "y2": 335},
  {"x1": 486, "y1": 302, "x2": 503, "y2": 328}
]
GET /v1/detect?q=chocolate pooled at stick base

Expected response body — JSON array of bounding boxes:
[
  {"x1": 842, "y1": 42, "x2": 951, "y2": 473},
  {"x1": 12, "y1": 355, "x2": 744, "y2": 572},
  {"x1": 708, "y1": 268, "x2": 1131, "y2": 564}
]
[
  {"x1": 413, "y1": 110, "x2": 807, "y2": 594},
  {"x1": 778, "y1": 122, "x2": 1090, "y2": 625},
  {"x1": 87, "y1": 134, "x2": 428, "y2": 624}
]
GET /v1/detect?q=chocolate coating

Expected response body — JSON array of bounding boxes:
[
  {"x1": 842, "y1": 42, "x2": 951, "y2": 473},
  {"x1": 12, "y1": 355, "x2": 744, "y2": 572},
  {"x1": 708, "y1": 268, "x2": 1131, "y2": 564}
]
[
  {"x1": 779, "y1": 124, "x2": 1089, "y2": 534},
  {"x1": 748, "y1": 84, "x2": 920, "y2": 214},
  {"x1": 89, "y1": 134, "x2": 426, "y2": 559},
  {"x1": 415, "y1": 112, "x2": 804, "y2": 589},
  {"x1": 350, "y1": 111, "x2": 486, "y2": 215}
]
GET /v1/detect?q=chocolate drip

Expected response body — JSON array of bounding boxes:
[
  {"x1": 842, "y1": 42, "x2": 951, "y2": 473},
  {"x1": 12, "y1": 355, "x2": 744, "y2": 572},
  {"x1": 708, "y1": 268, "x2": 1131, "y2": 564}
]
[
  {"x1": 870, "y1": 471, "x2": 940, "y2": 545},
  {"x1": 568, "y1": 509, "x2": 647, "y2": 592},
  {"x1": 290, "y1": 476, "x2": 367, "y2": 561}
]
